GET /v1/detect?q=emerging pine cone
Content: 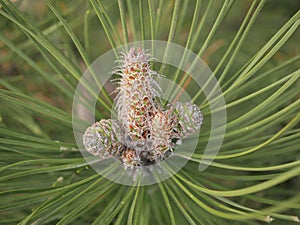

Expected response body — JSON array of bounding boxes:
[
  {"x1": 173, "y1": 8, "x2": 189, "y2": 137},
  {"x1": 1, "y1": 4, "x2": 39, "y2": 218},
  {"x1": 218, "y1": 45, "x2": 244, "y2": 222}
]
[
  {"x1": 83, "y1": 48, "x2": 203, "y2": 168},
  {"x1": 150, "y1": 106, "x2": 179, "y2": 156},
  {"x1": 83, "y1": 119, "x2": 123, "y2": 159},
  {"x1": 174, "y1": 102, "x2": 203, "y2": 138}
]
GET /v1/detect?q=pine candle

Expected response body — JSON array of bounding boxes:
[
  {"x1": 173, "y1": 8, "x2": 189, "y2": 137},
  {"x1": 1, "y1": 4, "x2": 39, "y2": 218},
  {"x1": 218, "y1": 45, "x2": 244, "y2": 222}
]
[{"x1": 83, "y1": 48, "x2": 203, "y2": 168}]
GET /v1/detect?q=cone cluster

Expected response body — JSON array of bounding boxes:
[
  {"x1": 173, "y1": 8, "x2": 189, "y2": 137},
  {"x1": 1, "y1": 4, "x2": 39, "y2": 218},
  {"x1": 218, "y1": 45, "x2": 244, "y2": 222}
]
[{"x1": 83, "y1": 48, "x2": 203, "y2": 167}]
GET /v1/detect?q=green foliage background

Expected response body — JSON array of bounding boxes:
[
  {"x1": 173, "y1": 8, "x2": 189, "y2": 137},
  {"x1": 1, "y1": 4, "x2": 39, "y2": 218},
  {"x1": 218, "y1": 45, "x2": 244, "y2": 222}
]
[{"x1": 0, "y1": 0, "x2": 299, "y2": 224}]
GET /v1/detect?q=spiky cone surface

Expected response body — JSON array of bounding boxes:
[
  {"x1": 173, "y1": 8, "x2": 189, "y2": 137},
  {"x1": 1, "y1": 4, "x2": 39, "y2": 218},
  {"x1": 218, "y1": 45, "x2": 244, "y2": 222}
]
[
  {"x1": 174, "y1": 102, "x2": 203, "y2": 138},
  {"x1": 118, "y1": 147, "x2": 142, "y2": 167},
  {"x1": 148, "y1": 105, "x2": 180, "y2": 161},
  {"x1": 114, "y1": 47, "x2": 160, "y2": 149},
  {"x1": 83, "y1": 119, "x2": 123, "y2": 159}
]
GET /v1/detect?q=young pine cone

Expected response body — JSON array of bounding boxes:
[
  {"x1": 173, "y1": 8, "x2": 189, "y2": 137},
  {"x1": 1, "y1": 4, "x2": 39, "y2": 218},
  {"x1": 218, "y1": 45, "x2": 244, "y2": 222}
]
[
  {"x1": 83, "y1": 119, "x2": 123, "y2": 159},
  {"x1": 174, "y1": 102, "x2": 203, "y2": 138}
]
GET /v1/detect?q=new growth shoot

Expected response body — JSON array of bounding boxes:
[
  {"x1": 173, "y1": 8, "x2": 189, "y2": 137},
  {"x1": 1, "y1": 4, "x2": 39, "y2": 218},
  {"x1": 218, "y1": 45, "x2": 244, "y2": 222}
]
[{"x1": 83, "y1": 48, "x2": 203, "y2": 168}]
